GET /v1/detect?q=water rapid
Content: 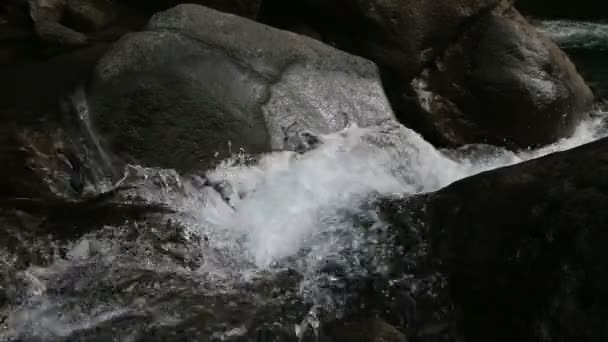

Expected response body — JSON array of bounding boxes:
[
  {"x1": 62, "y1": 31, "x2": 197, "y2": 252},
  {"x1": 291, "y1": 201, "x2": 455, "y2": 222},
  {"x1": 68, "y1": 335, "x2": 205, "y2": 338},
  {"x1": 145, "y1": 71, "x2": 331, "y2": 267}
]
[{"x1": 2, "y1": 111, "x2": 607, "y2": 341}]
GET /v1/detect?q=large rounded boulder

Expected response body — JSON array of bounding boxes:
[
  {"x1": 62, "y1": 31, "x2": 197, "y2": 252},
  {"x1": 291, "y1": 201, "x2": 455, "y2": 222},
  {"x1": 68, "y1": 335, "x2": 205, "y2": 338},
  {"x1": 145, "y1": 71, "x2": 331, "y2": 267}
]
[
  {"x1": 84, "y1": 4, "x2": 395, "y2": 173},
  {"x1": 414, "y1": 6, "x2": 594, "y2": 147},
  {"x1": 259, "y1": 0, "x2": 503, "y2": 80},
  {"x1": 259, "y1": 0, "x2": 594, "y2": 148}
]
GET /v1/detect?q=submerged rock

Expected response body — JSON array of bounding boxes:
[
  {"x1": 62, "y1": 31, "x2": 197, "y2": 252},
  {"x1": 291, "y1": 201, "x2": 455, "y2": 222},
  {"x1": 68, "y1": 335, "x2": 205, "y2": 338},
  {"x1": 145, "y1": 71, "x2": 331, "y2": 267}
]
[
  {"x1": 84, "y1": 4, "x2": 394, "y2": 173},
  {"x1": 258, "y1": 0, "x2": 594, "y2": 149}
]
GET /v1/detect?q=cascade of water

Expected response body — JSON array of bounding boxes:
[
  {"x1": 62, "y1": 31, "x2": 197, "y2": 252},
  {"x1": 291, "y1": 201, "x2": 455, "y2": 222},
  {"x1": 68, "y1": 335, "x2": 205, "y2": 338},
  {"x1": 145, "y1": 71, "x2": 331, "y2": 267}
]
[{"x1": 68, "y1": 86, "x2": 116, "y2": 183}]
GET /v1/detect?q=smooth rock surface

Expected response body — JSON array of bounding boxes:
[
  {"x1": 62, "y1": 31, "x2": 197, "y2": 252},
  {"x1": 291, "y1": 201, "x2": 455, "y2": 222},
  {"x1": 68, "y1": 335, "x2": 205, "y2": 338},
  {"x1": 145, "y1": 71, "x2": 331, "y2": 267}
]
[
  {"x1": 86, "y1": 4, "x2": 395, "y2": 172},
  {"x1": 414, "y1": 6, "x2": 594, "y2": 147}
]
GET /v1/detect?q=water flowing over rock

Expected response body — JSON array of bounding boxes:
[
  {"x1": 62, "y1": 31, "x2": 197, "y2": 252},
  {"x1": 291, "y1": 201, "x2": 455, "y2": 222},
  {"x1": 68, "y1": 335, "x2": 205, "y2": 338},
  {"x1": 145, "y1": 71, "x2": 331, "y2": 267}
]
[
  {"x1": 84, "y1": 4, "x2": 395, "y2": 173},
  {"x1": 259, "y1": 0, "x2": 594, "y2": 148},
  {"x1": 2, "y1": 116, "x2": 606, "y2": 341}
]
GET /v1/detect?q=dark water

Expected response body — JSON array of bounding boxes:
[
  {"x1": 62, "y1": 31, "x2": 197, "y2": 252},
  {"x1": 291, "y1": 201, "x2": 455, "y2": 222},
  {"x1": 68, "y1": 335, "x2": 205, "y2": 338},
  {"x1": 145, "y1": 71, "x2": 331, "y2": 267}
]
[
  {"x1": 535, "y1": 20, "x2": 608, "y2": 98},
  {"x1": 569, "y1": 49, "x2": 608, "y2": 98}
]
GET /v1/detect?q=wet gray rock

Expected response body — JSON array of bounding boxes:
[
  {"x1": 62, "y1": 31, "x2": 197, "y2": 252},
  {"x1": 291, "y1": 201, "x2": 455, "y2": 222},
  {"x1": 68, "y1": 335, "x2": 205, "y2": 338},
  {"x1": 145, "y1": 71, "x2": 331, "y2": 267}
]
[
  {"x1": 85, "y1": 4, "x2": 394, "y2": 173},
  {"x1": 34, "y1": 20, "x2": 88, "y2": 45},
  {"x1": 259, "y1": 0, "x2": 594, "y2": 149},
  {"x1": 414, "y1": 6, "x2": 594, "y2": 148},
  {"x1": 429, "y1": 136, "x2": 608, "y2": 341}
]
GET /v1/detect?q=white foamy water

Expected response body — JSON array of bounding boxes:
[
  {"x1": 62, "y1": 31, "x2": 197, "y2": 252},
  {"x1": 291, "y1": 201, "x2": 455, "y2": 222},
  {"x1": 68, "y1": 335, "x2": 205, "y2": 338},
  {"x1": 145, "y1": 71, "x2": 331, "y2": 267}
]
[
  {"x1": 191, "y1": 115, "x2": 607, "y2": 269},
  {"x1": 536, "y1": 19, "x2": 608, "y2": 50},
  {"x1": 200, "y1": 124, "x2": 456, "y2": 267}
]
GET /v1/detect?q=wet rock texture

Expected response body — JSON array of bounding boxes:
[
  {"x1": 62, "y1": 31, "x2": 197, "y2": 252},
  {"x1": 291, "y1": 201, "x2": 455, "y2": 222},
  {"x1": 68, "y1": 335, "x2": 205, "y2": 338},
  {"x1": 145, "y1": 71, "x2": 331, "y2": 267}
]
[
  {"x1": 85, "y1": 4, "x2": 394, "y2": 173},
  {"x1": 259, "y1": 0, "x2": 594, "y2": 148}
]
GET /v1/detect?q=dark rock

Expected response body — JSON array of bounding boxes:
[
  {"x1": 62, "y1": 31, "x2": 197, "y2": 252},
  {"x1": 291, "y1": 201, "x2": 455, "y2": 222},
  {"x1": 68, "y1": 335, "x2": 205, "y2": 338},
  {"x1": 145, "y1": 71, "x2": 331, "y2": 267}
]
[
  {"x1": 0, "y1": 41, "x2": 111, "y2": 172},
  {"x1": 65, "y1": 0, "x2": 117, "y2": 31},
  {"x1": 85, "y1": 4, "x2": 394, "y2": 173},
  {"x1": 375, "y1": 197, "x2": 454, "y2": 342},
  {"x1": 34, "y1": 20, "x2": 88, "y2": 45},
  {"x1": 27, "y1": 0, "x2": 91, "y2": 48},
  {"x1": 284, "y1": 130, "x2": 324, "y2": 154},
  {"x1": 28, "y1": 0, "x2": 65, "y2": 23},
  {"x1": 119, "y1": 0, "x2": 262, "y2": 19},
  {"x1": 381, "y1": 137, "x2": 608, "y2": 341},
  {"x1": 516, "y1": 0, "x2": 608, "y2": 19},
  {"x1": 0, "y1": 127, "x2": 83, "y2": 200},
  {"x1": 5, "y1": 0, "x2": 261, "y2": 67},
  {"x1": 323, "y1": 318, "x2": 408, "y2": 342},
  {"x1": 259, "y1": 0, "x2": 594, "y2": 149},
  {"x1": 414, "y1": 6, "x2": 594, "y2": 148},
  {"x1": 259, "y1": 0, "x2": 504, "y2": 81}
]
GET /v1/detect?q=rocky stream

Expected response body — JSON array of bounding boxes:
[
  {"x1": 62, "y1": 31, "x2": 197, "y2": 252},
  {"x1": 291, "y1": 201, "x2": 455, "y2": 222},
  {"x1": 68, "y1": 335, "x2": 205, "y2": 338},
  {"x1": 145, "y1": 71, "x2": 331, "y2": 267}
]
[{"x1": 1, "y1": 1, "x2": 608, "y2": 341}]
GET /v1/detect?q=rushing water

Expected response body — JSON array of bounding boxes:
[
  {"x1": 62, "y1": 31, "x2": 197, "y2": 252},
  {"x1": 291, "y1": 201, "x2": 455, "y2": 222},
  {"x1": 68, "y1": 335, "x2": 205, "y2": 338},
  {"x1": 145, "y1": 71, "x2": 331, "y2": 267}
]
[
  {"x1": 195, "y1": 118, "x2": 605, "y2": 269},
  {"x1": 536, "y1": 20, "x2": 608, "y2": 50},
  {"x1": 3, "y1": 18, "x2": 608, "y2": 342},
  {"x1": 3, "y1": 111, "x2": 607, "y2": 341}
]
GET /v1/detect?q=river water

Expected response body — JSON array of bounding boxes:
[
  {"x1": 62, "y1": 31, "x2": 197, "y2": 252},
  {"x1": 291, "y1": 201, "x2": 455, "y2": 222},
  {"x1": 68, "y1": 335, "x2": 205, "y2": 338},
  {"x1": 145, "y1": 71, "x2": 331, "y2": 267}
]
[{"x1": 536, "y1": 19, "x2": 608, "y2": 97}]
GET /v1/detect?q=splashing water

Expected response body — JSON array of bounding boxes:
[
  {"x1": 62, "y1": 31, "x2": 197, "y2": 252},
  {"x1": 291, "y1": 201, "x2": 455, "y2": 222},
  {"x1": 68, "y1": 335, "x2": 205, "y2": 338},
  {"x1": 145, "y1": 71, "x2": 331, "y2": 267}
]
[
  {"x1": 200, "y1": 123, "x2": 463, "y2": 267},
  {"x1": 193, "y1": 115, "x2": 607, "y2": 269},
  {"x1": 3, "y1": 112, "x2": 607, "y2": 341}
]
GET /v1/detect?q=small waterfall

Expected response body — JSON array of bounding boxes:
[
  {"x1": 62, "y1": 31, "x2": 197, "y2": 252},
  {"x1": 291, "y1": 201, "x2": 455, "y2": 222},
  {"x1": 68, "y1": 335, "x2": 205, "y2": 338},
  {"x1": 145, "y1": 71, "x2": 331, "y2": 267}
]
[{"x1": 68, "y1": 85, "x2": 117, "y2": 184}]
